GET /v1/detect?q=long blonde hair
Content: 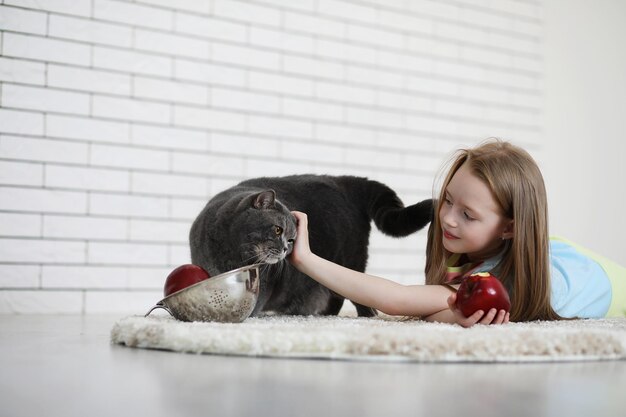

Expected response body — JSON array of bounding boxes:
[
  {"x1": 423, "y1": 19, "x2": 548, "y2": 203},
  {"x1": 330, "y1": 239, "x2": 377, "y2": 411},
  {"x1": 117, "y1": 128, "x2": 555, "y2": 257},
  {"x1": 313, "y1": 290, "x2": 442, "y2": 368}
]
[{"x1": 425, "y1": 139, "x2": 562, "y2": 321}]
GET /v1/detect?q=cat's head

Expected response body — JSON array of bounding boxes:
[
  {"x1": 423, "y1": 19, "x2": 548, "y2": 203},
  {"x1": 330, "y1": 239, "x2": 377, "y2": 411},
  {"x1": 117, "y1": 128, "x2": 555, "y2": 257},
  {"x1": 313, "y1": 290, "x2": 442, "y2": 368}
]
[{"x1": 227, "y1": 190, "x2": 297, "y2": 268}]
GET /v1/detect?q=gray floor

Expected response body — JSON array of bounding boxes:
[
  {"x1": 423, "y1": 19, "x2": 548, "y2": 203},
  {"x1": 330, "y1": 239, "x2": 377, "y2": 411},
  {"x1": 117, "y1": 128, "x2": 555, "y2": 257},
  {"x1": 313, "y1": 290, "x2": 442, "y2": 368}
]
[{"x1": 1, "y1": 315, "x2": 625, "y2": 417}]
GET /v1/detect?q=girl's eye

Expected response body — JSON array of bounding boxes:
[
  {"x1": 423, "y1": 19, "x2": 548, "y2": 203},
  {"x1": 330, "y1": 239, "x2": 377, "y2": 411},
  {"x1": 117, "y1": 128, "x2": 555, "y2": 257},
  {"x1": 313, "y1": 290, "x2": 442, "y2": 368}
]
[
  {"x1": 444, "y1": 198, "x2": 452, "y2": 206},
  {"x1": 274, "y1": 226, "x2": 283, "y2": 236},
  {"x1": 463, "y1": 212, "x2": 475, "y2": 221}
]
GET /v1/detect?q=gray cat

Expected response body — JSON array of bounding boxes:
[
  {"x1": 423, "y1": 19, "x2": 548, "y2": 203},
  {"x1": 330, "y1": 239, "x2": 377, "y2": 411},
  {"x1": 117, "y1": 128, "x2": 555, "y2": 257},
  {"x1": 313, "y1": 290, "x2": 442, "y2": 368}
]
[{"x1": 189, "y1": 174, "x2": 432, "y2": 317}]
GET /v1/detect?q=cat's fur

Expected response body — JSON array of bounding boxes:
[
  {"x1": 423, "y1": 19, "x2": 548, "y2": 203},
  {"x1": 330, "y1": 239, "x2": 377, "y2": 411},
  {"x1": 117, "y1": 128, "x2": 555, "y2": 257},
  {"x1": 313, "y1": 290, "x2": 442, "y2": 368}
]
[{"x1": 189, "y1": 174, "x2": 432, "y2": 317}]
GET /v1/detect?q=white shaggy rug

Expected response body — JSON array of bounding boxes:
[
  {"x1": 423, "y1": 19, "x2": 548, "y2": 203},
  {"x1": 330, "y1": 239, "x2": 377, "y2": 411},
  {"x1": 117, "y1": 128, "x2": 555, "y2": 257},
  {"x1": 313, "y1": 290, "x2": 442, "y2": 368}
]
[{"x1": 111, "y1": 315, "x2": 626, "y2": 363}]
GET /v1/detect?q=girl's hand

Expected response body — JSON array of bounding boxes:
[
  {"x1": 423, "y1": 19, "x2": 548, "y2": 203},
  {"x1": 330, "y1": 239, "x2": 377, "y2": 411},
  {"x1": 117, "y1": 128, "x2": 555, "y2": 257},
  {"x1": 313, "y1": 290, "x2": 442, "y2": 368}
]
[
  {"x1": 288, "y1": 211, "x2": 313, "y2": 268},
  {"x1": 447, "y1": 292, "x2": 510, "y2": 328}
]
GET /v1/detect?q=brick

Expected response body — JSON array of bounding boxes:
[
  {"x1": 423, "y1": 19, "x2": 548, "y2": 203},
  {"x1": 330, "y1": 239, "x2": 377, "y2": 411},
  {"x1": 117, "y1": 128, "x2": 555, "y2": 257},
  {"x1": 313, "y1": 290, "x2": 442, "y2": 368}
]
[
  {"x1": 174, "y1": 58, "x2": 246, "y2": 87},
  {"x1": 210, "y1": 133, "x2": 279, "y2": 157},
  {"x1": 248, "y1": 115, "x2": 313, "y2": 139},
  {"x1": 211, "y1": 87, "x2": 281, "y2": 114},
  {"x1": 405, "y1": 36, "x2": 459, "y2": 59},
  {"x1": 345, "y1": 147, "x2": 403, "y2": 170},
  {"x1": 42, "y1": 265, "x2": 127, "y2": 289},
  {"x1": 316, "y1": 38, "x2": 378, "y2": 65},
  {"x1": 406, "y1": 113, "x2": 459, "y2": 136},
  {"x1": 249, "y1": 72, "x2": 314, "y2": 97},
  {"x1": 377, "y1": 90, "x2": 432, "y2": 113},
  {"x1": 346, "y1": 23, "x2": 405, "y2": 48},
  {"x1": 174, "y1": 105, "x2": 247, "y2": 132},
  {"x1": 209, "y1": 177, "x2": 242, "y2": 198},
  {"x1": 134, "y1": 76, "x2": 209, "y2": 105},
  {"x1": 433, "y1": 98, "x2": 486, "y2": 120},
  {"x1": 90, "y1": 143, "x2": 170, "y2": 171},
  {"x1": 135, "y1": 0, "x2": 210, "y2": 14},
  {"x1": 0, "y1": 290, "x2": 83, "y2": 314},
  {"x1": 0, "y1": 265, "x2": 40, "y2": 288},
  {"x1": 131, "y1": 171, "x2": 208, "y2": 197},
  {"x1": 135, "y1": 28, "x2": 210, "y2": 60},
  {"x1": 315, "y1": 81, "x2": 376, "y2": 105},
  {"x1": 171, "y1": 196, "x2": 207, "y2": 221},
  {"x1": 1, "y1": 136, "x2": 89, "y2": 165},
  {"x1": 4, "y1": 0, "x2": 91, "y2": 17},
  {"x1": 346, "y1": 106, "x2": 405, "y2": 129},
  {"x1": 89, "y1": 192, "x2": 169, "y2": 218},
  {"x1": 43, "y1": 214, "x2": 127, "y2": 240},
  {"x1": 377, "y1": 50, "x2": 433, "y2": 76},
  {"x1": 2, "y1": 84, "x2": 90, "y2": 115},
  {"x1": 126, "y1": 265, "x2": 172, "y2": 289},
  {"x1": 84, "y1": 289, "x2": 160, "y2": 314},
  {"x1": 460, "y1": 8, "x2": 517, "y2": 33},
  {"x1": 45, "y1": 165, "x2": 129, "y2": 192},
  {"x1": 0, "y1": 57, "x2": 46, "y2": 85},
  {"x1": 0, "y1": 160, "x2": 43, "y2": 186},
  {"x1": 0, "y1": 238, "x2": 85, "y2": 263},
  {"x1": 175, "y1": 13, "x2": 247, "y2": 42},
  {"x1": 0, "y1": 108, "x2": 44, "y2": 136},
  {"x1": 284, "y1": 11, "x2": 346, "y2": 37},
  {"x1": 213, "y1": 0, "x2": 281, "y2": 26},
  {"x1": 345, "y1": 65, "x2": 404, "y2": 89},
  {"x1": 48, "y1": 64, "x2": 131, "y2": 96},
  {"x1": 0, "y1": 212, "x2": 41, "y2": 237},
  {"x1": 94, "y1": 0, "x2": 173, "y2": 30},
  {"x1": 129, "y1": 218, "x2": 189, "y2": 243},
  {"x1": 212, "y1": 43, "x2": 281, "y2": 70},
  {"x1": 46, "y1": 114, "x2": 130, "y2": 144},
  {"x1": 131, "y1": 124, "x2": 209, "y2": 150},
  {"x1": 406, "y1": 74, "x2": 458, "y2": 96},
  {"x1": 283, "y1": 55, "x2": 344, "y2": 81},
  {"x1": 315, "y1": 123, "x2": 377, "y2": 145},
  {"x1": 489, "y1": 0, "x2": 541, "y2": 19},
  {"x1": 282, "y1": 97, "x2": 344, "y2": 122},
  {"x1": 250, "y1": 26, "x2": 315, "y2": 55},
  {"x1": 171, "y1": 151, "x2": 245, "y2": 176},
  {"x1": 169, "y1": 243, "x2": 192, "y2": 265},
  {"x1": 0, "y1": 186, "x2": 87, "y2": 213},
  {"x1": 88, "y1": 241, "x2": 168, "y2": 265},
  {"x1": 317, "y1": 0, "x2": 378, "y2": 25},
  {"x1": 281, "y1": 141, "x2": 343, "y2": 164},
  {"x1": 0, "y1": 5, "x2": 47, "y2": 35},
  {"x1": 93, "y1": 46, "x2": 173, "y2": 77},
  {"x1": 92, "y1": 95, "x2": 171, "y2": 124},
  {"x1": 433, "y1": 60, "x2": 486, "y2": 84},
  {"x1": 49, "y1": 14, "x2": 133, "y2": 48},
  {"x1": 246, "y1": 158, "x2": 314, "y2": 178},
  {"x1": 404, "y1": 153, "x2": 444, "y2": 174},
  {"x1": 378, "y1": 9, "x2": 433, "y2": 35},
  {"x1": 376, "y1": 131, "x2": 438, "y2": 153},
  {"x1": 2, "y1": 33, "x2": 91, "y2": 66}
]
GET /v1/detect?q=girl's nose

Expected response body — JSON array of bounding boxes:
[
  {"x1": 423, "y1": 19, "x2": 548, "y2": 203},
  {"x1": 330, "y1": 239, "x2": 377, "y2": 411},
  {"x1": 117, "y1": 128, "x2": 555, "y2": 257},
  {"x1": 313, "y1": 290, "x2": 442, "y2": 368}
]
[{"x1": 441, "y1": 210, "x2": 457, "y2": 228}]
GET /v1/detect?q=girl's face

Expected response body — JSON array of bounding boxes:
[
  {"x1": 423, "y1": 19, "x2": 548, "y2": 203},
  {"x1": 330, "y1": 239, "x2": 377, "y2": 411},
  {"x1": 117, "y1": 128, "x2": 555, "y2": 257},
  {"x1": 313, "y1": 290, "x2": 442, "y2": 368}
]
[{"x1": 439, "y1": 162, "x2": 513, "y2": 261}]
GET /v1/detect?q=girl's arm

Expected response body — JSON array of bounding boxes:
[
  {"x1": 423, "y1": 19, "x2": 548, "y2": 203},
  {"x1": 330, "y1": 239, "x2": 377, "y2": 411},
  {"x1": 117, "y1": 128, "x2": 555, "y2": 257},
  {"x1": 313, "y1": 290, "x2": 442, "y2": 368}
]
[
  {"x1": 289, "y1": 211, "x2": 509, "y2": 326},
  {"x1": 290, "y1": 247, "x2": 452, "y2": 316}
]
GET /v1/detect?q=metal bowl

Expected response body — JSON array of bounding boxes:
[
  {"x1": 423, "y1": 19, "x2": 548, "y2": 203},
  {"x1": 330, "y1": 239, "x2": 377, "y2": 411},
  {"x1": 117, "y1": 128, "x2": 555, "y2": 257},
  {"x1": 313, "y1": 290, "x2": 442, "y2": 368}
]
[{"x1": 144, "y1": 264, "x2": 260, "y2": 323}]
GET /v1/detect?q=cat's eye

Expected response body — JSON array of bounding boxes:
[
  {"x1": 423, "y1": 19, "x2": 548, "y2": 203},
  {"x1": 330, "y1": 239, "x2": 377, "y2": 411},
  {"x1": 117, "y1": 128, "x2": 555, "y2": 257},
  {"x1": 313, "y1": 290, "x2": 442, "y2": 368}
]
[{"x1": 274, "y1": 226, "x2": 283, "y2": 236}]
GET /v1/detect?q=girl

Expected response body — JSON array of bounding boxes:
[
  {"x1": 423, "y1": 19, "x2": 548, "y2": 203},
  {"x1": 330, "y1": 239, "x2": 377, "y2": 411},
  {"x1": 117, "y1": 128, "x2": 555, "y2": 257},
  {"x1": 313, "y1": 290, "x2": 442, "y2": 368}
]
[{"x1": 288, "y1": 140, "x2": 625, "y2": 326}]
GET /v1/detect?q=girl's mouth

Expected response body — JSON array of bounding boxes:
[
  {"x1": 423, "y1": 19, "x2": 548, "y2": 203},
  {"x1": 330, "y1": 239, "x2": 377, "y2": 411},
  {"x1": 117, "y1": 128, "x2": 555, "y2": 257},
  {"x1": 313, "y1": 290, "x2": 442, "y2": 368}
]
[{"x1": 443, "y1": 230, "x2": 459, "y2": 240}]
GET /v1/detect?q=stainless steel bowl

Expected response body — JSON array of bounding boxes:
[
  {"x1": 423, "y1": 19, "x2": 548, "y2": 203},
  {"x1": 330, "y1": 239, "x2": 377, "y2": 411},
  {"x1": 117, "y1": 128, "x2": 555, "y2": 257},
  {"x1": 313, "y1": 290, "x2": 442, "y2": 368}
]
[{"x1": 144, "y1": 264, "x2": 260, "y2": 323}]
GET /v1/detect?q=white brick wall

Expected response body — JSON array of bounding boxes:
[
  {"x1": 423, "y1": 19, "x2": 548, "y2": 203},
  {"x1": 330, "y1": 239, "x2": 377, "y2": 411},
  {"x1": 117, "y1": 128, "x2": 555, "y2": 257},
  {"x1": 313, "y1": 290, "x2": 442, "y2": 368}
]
[{"x1": 0, "y1": 0, "x2": 544, "y2": 314}]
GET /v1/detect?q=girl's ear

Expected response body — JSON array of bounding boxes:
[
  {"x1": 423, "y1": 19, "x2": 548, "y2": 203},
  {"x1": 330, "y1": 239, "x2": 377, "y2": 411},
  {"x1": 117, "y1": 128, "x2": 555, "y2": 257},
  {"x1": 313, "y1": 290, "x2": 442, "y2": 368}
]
[{"x1": 502, "y1": 220, "x2": 515, "y2": 240}]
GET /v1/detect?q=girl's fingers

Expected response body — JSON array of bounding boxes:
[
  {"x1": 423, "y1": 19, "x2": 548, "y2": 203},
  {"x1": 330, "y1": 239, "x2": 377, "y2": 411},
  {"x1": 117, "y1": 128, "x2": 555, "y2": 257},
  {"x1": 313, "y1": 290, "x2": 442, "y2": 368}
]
[{"x1": 479, "y1": 308, "x2": 498, "y2": 324}]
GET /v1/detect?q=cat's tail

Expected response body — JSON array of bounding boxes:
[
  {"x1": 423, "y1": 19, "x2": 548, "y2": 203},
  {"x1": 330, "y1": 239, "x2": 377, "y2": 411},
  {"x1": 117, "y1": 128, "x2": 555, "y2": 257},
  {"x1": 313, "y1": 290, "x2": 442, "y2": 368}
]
[{"x1": 342, "y1": 177, "x2": 433, "y2": 237}]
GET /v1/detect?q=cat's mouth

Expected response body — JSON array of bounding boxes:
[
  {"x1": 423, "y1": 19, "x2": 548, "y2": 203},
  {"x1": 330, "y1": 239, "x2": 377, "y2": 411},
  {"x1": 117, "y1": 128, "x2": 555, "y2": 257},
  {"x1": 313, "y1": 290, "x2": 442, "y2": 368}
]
[{"x1": 258, "y1": 249, "x2": 287, "y2": 265}]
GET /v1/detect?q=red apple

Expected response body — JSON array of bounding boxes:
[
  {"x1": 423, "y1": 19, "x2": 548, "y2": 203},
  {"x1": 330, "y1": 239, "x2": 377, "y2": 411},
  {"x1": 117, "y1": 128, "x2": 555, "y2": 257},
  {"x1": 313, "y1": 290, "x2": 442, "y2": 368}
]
[
  {"x1": 455, "y1": 272, "x2": 511, "y2": 317},
  {"x1": 164, "y1": 264, "x2": 210, "y2": 297}
]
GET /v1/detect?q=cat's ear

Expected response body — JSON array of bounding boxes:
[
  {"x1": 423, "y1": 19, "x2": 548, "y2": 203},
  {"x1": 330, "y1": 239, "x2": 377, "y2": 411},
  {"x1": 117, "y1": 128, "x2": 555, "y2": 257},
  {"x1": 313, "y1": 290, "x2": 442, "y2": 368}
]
[{"x1": 253, "y1": 190, "x2": 276, "y2": 209}]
